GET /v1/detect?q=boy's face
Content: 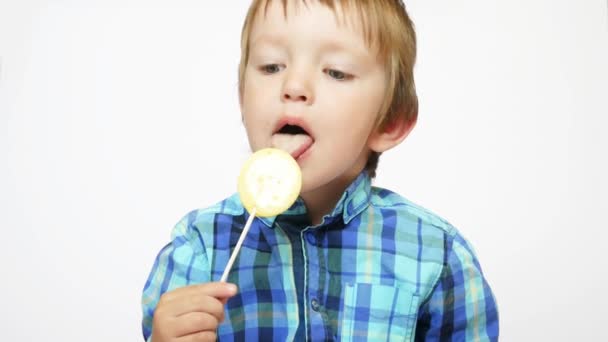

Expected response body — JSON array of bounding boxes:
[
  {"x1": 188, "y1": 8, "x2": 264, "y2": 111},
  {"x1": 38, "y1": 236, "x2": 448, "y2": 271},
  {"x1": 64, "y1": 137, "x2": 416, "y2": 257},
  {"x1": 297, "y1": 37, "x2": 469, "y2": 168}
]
[{"x1": 241, "y1": 1, "x2": 387, "y2": 193}]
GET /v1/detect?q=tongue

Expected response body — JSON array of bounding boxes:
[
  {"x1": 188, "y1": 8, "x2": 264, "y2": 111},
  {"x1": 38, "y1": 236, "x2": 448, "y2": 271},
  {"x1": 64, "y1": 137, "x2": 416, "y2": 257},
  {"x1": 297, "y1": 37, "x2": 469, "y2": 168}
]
[{"x1": 271, "y1": 133, "x2": 313, "y2": 158}]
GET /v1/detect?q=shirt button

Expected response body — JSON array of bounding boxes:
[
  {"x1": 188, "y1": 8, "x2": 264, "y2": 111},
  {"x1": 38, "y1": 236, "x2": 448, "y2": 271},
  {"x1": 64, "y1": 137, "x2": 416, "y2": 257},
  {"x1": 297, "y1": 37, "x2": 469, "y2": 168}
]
[
  {"x1": 306, "y1": 232, "x2": 317, "y2": 245},
  {"x1": 311, "y1": 298, "x2": 321, "y2": 312}
]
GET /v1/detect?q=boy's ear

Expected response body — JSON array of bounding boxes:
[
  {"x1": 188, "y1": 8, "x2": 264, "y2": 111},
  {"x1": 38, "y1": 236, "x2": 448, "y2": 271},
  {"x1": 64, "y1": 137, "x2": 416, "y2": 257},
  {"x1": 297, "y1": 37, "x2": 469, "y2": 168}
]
[{"x1": 367, "y1": 116, "x2": 416, "y2": 153}]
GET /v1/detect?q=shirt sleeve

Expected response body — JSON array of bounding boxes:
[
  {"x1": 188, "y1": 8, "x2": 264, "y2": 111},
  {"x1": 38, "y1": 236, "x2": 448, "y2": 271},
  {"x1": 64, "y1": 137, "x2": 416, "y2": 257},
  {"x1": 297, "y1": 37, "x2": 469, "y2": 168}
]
[
  {"x1": 415, "y1": 232, "x2": 499, "y2": 341},
  {"x1": 140, "y1": 213, "x2": 211, "y2": 341}
]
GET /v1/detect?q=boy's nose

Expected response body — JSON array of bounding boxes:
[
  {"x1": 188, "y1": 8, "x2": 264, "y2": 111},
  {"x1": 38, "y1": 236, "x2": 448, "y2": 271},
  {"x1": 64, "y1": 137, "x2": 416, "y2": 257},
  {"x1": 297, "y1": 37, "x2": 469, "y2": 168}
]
[
  {"x1": 281, "y1": 77, "x2": 313, "y2": 105},
  {"x1": 283, "y1": 92, "x2": 309, "y2": 103}
]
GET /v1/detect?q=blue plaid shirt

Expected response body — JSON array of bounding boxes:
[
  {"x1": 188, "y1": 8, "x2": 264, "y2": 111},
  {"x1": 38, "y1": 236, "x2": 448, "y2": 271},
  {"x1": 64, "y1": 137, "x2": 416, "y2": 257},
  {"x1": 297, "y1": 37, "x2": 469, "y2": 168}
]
[{"x1": 142, "y1": 172, "x2": 499, "y2": 341}]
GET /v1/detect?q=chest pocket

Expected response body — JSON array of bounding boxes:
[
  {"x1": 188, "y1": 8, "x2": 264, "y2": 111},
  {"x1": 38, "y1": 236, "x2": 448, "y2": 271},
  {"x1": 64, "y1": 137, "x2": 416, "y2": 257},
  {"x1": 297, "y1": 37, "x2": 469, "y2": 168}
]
[{"x1": 339, "y1": 283, "x2": 420, "y2": 341}]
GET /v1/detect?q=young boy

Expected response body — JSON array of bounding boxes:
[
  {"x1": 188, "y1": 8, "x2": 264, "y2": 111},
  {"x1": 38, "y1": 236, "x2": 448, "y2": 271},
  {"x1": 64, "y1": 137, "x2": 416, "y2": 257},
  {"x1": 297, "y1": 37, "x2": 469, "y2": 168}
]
[{"x1": 142, "y1": 0, "x2": 499, "y2": 341}]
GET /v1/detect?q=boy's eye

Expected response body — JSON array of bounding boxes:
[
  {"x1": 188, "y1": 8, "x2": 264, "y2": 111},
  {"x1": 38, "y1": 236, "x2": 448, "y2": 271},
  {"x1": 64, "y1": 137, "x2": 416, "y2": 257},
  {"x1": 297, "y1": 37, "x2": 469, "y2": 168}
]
[
  {"x1": 326, "y1": 69, "x2": 352, "y2": 81},
  {"x1": 260, "y1": 64, "x2": 283, "y2": 74}
]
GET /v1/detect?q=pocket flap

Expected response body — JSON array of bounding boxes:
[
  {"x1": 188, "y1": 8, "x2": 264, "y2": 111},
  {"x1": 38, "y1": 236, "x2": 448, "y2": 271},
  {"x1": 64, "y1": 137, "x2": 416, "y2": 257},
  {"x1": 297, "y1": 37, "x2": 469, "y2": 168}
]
[{"x1": 339, "y1": 283, "x2": 420, "y2": 341}]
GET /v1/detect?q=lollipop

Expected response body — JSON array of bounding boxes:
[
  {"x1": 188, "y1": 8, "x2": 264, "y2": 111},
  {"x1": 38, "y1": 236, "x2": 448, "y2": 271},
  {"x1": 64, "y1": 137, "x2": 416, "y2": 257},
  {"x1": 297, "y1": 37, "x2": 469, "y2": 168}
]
[{"x1": 220, "y1": 148, "x2": 302, "y2": 282}]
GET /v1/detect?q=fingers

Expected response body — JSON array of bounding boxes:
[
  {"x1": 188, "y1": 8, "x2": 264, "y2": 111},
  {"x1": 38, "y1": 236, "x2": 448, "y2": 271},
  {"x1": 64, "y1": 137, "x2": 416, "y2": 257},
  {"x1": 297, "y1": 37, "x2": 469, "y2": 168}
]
[
  {"x1": 172, "y1": 312, "x2": 219, "y2": 337},
  {"x1": 175, "y1": 330, "x2": 217, "y2": 342},
  {"x1": 161, "y1": 282, "x2": 237, "y2": 301},
  {"x1": 152, "y1": 282, "x2": 238, "y2": 342},
  {"x1": 178, "y1": 294, "x2": 225, "y2": 320},
  {"x1": 159, "y1": 283, "x2": 237, "y2": 319},
  {"x1": 153, "y1": 308, "x2": 222, "y2": 341},
  {"x1": 191, "y1": 282, "x2": 238, "y2": 299},
  {"x1": 161, "y1": 282, "x2": 238, "y2": 303}
]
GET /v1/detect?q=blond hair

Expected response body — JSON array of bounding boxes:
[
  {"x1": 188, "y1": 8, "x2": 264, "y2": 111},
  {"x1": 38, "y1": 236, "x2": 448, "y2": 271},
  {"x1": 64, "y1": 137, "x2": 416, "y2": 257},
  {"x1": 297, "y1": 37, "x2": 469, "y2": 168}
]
[{"x1": 238, "y1": 0, "x2": 418, "y2": 178}]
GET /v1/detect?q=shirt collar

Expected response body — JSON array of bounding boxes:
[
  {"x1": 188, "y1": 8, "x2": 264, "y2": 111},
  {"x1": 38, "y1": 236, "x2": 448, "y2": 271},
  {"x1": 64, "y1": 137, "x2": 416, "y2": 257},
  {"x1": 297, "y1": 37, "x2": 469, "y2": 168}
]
[{"x1": 255, "y1": 171, "x2": 372, "y2": 228}]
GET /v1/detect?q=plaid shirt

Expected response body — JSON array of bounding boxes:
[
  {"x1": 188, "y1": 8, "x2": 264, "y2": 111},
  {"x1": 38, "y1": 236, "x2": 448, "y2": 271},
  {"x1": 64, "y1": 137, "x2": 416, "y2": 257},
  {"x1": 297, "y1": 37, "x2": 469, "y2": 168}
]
[{"x1": 142, "y1": 172, "x2": 499, "y2": 341}]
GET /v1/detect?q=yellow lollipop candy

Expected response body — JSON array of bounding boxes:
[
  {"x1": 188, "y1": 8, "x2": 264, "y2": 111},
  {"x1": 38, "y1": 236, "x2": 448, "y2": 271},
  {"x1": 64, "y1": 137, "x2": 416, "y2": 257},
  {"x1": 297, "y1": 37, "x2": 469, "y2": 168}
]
[
  {"x1": 221, "y1": 148, "x2": 301, "y2": 282},
  {"x1": 238, "y1": 148, "x2": 302, "y2": 217}
]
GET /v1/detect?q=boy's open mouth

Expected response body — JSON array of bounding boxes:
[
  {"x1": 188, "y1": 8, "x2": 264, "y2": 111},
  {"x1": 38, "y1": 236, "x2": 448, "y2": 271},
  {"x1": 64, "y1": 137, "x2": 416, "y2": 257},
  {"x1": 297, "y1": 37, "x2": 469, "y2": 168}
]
[{"x1": 272, "y1": 122, "x2": 314, "y2": 160}]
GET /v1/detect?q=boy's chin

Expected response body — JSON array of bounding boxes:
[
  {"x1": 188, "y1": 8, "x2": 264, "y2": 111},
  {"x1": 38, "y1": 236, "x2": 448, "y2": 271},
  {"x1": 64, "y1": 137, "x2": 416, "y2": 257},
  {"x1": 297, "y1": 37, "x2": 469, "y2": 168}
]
[
  {"x1": 298, "y1": 169, "x2": 321, "y2": 194},
  {"x1": 298, "y1": 167, "x2": 342, "y2": 195}
]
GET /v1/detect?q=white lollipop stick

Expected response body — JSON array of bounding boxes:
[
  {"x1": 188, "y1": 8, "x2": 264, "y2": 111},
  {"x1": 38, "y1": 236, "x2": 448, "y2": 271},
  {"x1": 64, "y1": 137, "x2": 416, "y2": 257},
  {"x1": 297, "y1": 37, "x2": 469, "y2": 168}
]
[
  {"x1": 220, "y1": 207, "x2": 257, "y2": 282},
  {"x1": 221, "y1": 148, "x2": 301, "y2": 282}
]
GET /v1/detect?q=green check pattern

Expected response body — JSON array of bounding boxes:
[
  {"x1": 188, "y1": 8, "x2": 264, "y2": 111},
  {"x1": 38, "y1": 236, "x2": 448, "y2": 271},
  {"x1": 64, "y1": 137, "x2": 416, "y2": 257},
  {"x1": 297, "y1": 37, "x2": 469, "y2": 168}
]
[{"x1": 142, "y1": 172, "x2": 499, "y2": 341}]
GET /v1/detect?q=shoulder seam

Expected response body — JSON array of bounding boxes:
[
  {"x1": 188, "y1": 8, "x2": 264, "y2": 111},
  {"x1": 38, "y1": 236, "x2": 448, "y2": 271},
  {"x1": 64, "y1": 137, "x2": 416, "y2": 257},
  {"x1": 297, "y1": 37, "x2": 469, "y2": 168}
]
[{"x1": 419, "y1": 230, "x2": 452, "y2": 305}]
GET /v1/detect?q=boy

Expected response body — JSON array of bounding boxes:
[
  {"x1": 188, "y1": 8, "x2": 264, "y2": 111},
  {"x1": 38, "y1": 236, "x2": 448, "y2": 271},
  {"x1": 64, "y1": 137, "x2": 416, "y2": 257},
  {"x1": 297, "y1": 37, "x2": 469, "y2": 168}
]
[{"x1": 142, "y1": 0, "x2": 499, "y2": 341}]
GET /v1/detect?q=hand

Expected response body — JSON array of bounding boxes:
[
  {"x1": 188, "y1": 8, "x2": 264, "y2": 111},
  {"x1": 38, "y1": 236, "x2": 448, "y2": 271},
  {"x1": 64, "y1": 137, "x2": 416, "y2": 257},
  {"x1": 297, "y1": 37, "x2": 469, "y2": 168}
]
[{"x1": 151, "y1": 282, "x2": 238, "y2": 342}]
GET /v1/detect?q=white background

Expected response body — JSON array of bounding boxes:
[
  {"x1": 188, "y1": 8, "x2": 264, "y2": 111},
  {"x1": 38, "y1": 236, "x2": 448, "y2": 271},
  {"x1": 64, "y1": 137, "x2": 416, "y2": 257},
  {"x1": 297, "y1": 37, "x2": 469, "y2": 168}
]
[{"x1": 1, "y1": 0, "x2": 607, "y2": 341}]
